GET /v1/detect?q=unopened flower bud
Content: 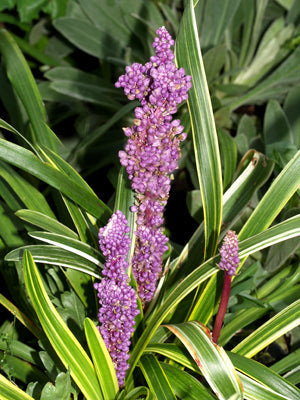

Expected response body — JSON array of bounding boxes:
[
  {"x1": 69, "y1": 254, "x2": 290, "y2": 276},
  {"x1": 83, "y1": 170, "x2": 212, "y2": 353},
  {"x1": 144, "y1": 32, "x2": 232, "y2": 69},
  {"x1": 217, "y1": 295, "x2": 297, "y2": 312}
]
[{"x1": 219, "y1": 230, "x2": 240, "y2": 276}]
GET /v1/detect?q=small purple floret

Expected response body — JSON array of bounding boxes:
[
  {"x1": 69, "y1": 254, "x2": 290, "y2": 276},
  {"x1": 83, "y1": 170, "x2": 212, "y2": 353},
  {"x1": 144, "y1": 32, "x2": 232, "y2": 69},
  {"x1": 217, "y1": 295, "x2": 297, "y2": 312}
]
[
  {"x1": 115, "y1": 26, "x2": 192, "y2": 305},
  {"x1": 94, "y1": 211, "x2": 139, "y2": 387},
  {"x1": 219, "y1": 230, "x2": 240, "y2": 276}
]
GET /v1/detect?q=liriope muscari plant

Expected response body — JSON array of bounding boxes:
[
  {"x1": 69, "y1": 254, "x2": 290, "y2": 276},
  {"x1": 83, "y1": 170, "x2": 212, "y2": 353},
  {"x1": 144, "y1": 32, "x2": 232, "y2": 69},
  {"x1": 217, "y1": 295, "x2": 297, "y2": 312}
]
[{"x1": 1, "y1": 3, "x2": 300, "y2": 399}]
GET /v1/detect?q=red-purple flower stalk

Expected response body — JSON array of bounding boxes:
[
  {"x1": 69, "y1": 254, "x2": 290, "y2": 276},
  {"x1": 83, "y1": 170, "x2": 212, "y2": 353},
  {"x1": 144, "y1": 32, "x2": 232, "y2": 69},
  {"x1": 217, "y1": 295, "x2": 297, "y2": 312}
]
[
  {"x1": 94, "y1": 211, "x2": 139, "y2": 387},
  {"x1": 115, "y1": 26, "x2": 192, "y2": 305},
  {"x1": 212, "y1": 230, "x2": 240, "y2": 343}
]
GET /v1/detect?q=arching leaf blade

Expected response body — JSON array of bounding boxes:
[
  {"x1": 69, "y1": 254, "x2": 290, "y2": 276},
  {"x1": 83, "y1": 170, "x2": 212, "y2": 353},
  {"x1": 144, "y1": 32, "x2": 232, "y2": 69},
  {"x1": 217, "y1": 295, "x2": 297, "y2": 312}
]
[
  {"x1": 139, "y1": 355, "x2": 177, "y2": 400},
  {"x1": 0, "y1": 29, "x2": 58, "y2": 151},
  {"x1": 28, "y1": 231, "x2": 103, "y2": 266},
  {"x1": 6, "y1": 245, "x2": 102, "y2": 279},
  {"x1": 228, "y1": 352, "x2": 300, "y2": 400},
  {"x1": 16, "y1": 209, "x2": 78, "y2": 239},
  {"x1": 84, "y1": 318, "x2": 119, "y2": 400},
  {"x1": 239, "y1": 151, "x2": 300, "y2": 241},
  {"x1": 238, "y1": 373, "x2": 291, "y2": 400},
  {"x1": 0, "y1": 138, "x2": 111, "y2": 223},
  {"x1": 175, "y1": 0, "x2": 223, "y2": 259},
  {"x1": 160, "y1": 362, "x2": 217, "y2": 399},
  {"x1": 232, "y1": 299, "x2": 300, "y2": 358},
  {"x1": 164, "y1": 321, "x2": 243, "y2": 400},
  {"x1": 0, "y1": 373, "x2": 34, "y2": 400},
  {"x1": 0, "y1": 293, "x2": 40, "y2": 338},
  {"x1": 22, "y1": 250, "x2": 103, "y2": 400}
]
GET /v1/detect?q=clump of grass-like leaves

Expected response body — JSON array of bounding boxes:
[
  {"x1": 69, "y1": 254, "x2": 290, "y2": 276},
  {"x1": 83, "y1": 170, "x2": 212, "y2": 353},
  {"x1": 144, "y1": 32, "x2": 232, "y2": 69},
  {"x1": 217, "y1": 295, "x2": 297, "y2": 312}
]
[{"x1": 0, "y1": 1, "x2": 299, "y2": 399}]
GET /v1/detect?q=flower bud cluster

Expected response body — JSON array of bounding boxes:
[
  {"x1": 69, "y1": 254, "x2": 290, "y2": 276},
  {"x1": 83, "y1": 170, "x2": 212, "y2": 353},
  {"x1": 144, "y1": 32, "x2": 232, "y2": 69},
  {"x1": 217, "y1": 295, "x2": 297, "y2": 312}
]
[
  {"x1": 115, "y1": 26, "x2": 192, "y2": 305},
  {"x1": 219, "y1": 230, "x2": 240, "y2": 276},
  {"x1": 94, "y1": 211, "x2": 139, "y2": 387}
]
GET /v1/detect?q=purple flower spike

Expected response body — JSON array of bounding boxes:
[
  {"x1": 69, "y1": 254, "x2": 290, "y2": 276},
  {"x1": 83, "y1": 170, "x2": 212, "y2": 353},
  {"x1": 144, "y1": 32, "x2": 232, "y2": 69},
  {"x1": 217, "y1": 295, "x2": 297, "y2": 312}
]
[
  {"x1": 115, "y1": 26, "x2": 192, "y2": 305},
  {"x1": 94, "y1": 211, "x2": 139, "y2": 387},
  {"x1": 219, "y1": 230, "x2": 240, "y2": 276}
]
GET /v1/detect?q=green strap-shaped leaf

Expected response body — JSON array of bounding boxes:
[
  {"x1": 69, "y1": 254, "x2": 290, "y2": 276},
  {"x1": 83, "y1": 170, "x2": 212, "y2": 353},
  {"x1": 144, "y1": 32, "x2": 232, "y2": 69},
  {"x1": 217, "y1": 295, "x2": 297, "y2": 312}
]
[
  {"x1": 199, "y1": 0, "x2": 241, "y2": 49},
  {"x1": 239, "y1": 0, "x2": 269, "y2": 67},
  {"x1": 53, "y1": 17, "x2": 123, "y2": 62},
  {"x1": 271, "y1": 349, "x2": 300, "y2": 375},
  {"x1": 37, "y1": 144, "x2": 96, "y2": 195},
  {"x1": 78, "y1": 0, "x2": 133, "y2": 44},
  {"x1": 218, "y1": 128, "x2": 237, "y2": 190},
  {"x1": 229, "y1": 46, "x2": 300, "y2": 110},
  {"x1": 147, "y1": 343, "x2": 298, "y2": 399},
  {"x1": 0, "y1": 201, "x2": 24, "y2": 248},
  {"x1": 0, "y1": 293, "x2": 40, "y2": 338},
  {"x1": 146, "y1": 343, "x2": 217, "y2": 399},
  {"x1": 238, "y1": 214, "x2": 300, "y2": 258},
  {"x1": 160, "y1": 362, "x2": 217, "y2": 400},
  {"x1": 117, "y1": 386, "x2": 154, "y2": 400},
  {"x1": 228, "y1": 352, "x2": 300, "y2": 400},
  {"x1": 0, "y1": 138, "x2": 111, "y2": 223},
  {"x1": 5, "y1": 245, "x2": 95, "y2": 312},
  {"x1": 238, "y1": 0, "x2": 255, "y2": 67},
  {"x1": 0, "y1": 29, "x2": 58, "y2": 151},
  {"x1": 63, "y1": 268, "x2": 96, "y2": 311},
  {"x1": 76, "y1": 102, "x2": 136, "y2": 151},
  {"x1": 0, "y1": 372, "x2": 34, "y2": 400},
  {"x1": 28, "y1": 231, "x2": 103, "y2": 266},
  {"x1": 256, "y1": 263, "x2": 300, "y2": 299},
  {"x1": 6, "y1": 245, "x2": 102, "y2": 279},
  {"x1": 146, "y1": 343, "x2": 198, "y2": 372},
  {"x1": 10, "y1": 32, "x2": 64, "y2": 67},
  {"x1": 239, "y1": 150, "x2": 300, "y2": 240},
  {"x1": 35, "y1": 142, "x2": 101, "y2": 245},
  {"x1": 238, "y1": 373, "x2": 291, "y2": 400},
  {"x1": 0, "y1": 118, "x2": 37, "y2": 154},
  {"x1": 0, "y1": 161, "x2": 55, "y2": 218},
  {"x1": 84, "y1": 318, "x2": 119, "y2": 400},
  {"x1": 175, "y1": 0, "x2": 223, "y2": 259},
  {"x1": 139, "y1": 354, "x2": 177, "y2": 400},
  {"x1": 62, "y1": 197, "x2": 98, "y2": 245},
  {"x1": 164, "y1": 322, "x2": 243, "y2": 400},
  {"x1": 114, "y1": 167, "x2": 135, "y2": 226},
  {"x1": 48, "y1": 77, "x2": 121, "y2": 110},
  {"x1": 22, "y1": 250, "x2": 103, "y2": 400},
  {"x1": 232, "y1": 299, "x2": 300, "y2": 358},
  {"x1": 222, "y1": 150, "x2": 274, "y2": 232},
  {"x1": 16, "y1": 209, "x2": 78, "y2": 239},
  {"x1": 218, "y1": 307, "x2": 269, "y2": 346}
]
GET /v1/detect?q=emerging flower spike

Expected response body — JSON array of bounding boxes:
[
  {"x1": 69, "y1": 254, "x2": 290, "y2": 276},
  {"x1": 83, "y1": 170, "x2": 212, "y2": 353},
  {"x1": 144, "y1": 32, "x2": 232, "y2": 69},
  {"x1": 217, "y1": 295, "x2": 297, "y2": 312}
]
[
  {"x1": 212, "y1": 230, "x2": 240, "y2": 343},
  {"x1": 115, "y1": 26, "x2": 192, "y2": 305},
  {"x1": 219, "y1": 230, "x2": 240, "y2": 276},
  {"x1": 94, "y1": 211, "x2": 139, "y2": 387}
]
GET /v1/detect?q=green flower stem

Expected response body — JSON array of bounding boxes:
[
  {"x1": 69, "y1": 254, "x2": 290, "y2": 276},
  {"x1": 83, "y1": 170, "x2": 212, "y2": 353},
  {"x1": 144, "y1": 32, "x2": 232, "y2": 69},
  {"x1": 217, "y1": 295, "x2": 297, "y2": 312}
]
[{"x1": 212, "y1": 272, "x2": 232, "y2": 343}]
